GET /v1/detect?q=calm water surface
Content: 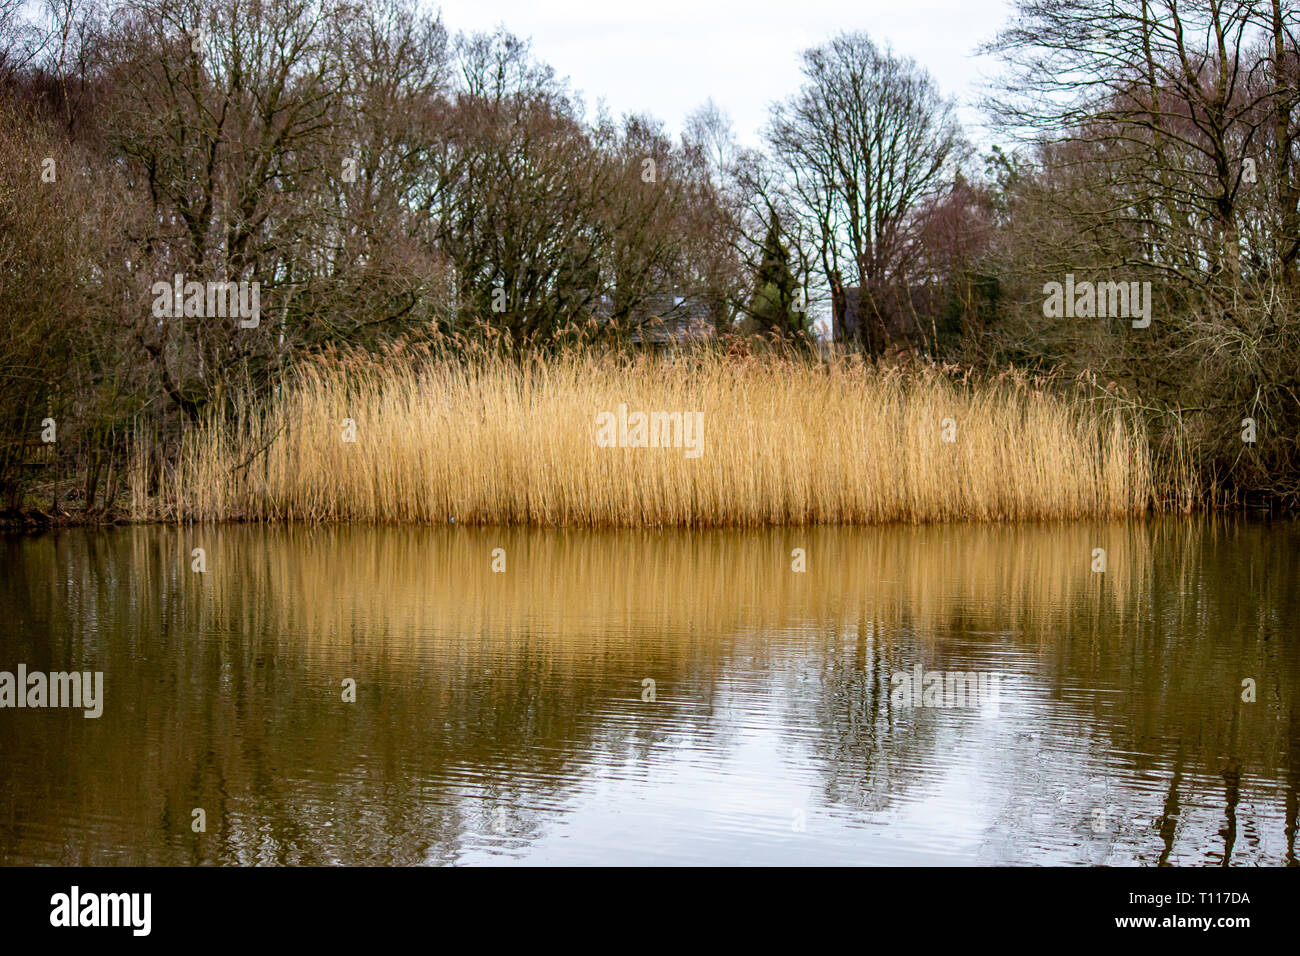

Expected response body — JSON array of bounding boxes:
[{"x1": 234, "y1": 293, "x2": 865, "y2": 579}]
[{"x1": 1, "y1": 520, "x2": 1297, "y2": 865}]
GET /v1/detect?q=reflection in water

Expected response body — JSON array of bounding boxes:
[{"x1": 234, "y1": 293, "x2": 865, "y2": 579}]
[{"x1": 0, "y1": 520, "x2": 1297, "y2": 865}]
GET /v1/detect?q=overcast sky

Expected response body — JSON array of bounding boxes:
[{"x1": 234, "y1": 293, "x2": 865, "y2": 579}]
[{"x1": 434, "y1": 0, "x2": 1016, "y2": 146}]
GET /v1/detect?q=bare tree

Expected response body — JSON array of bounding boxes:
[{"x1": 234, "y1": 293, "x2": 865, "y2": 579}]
[
  {"x1": 768, "y1": 31, "x2": 965, "y2": 351},
  {"x1": 104, "y1": 0, "x2": 349, "y2": 416},
  {"x1": 983, "y1": 0, "x2": 1300, "y2": 295},
  {"x1": 0, "y1": 0, "x2": 46, "y2": 84}
]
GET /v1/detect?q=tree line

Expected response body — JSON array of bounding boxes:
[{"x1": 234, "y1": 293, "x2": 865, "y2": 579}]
[{"x1": 2, "y1": 0, "x2": 1297, "y2": 512}]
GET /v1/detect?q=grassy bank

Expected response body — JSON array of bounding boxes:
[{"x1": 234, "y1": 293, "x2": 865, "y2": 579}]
[{"x1": 129, "y1": 348, "x2": 1203, "y2": 526}]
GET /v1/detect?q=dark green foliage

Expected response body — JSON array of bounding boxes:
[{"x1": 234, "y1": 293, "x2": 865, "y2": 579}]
[{"x1": 748, "y1": 213, "x2": 809, "y2": 338}]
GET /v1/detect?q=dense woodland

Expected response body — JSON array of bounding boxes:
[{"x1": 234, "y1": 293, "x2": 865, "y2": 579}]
[{"x1": 2, "y1": 0, "x2": 1299, "y2": 515}]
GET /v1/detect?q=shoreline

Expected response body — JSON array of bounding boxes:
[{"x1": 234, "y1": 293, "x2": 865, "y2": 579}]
[{"x1": 3, "y1": 501, "x2": 1288, "y2": 533}]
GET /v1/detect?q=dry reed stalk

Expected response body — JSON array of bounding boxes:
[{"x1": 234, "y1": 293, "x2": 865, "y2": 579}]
[{"x1": 131, "y1": 349, "x2": 1197, "y2": 526}]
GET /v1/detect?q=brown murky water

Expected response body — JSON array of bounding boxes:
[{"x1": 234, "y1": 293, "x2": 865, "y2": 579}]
[{"x1": 1, "y1": 520, "x2": 1297, "y2": 865}]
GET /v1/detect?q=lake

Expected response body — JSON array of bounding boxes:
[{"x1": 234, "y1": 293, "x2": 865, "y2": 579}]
[{"x1": 1, "y1": 519, "x2": 1296, "y2": 865}]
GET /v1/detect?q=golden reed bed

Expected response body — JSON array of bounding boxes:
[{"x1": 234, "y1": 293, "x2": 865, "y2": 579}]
[{"x1": 131, "y1": 347, "x2": 1201, "y2": 525}]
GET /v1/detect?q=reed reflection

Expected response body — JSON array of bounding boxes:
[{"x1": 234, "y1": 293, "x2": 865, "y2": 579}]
[{"x1": 0, "y1": 519, "x2": 1295, "y2": 865}]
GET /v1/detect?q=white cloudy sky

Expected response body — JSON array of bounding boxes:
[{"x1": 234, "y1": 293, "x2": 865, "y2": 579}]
[{"x1": 434, "y1": 0, "x2": 1017, "y2": 146}]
